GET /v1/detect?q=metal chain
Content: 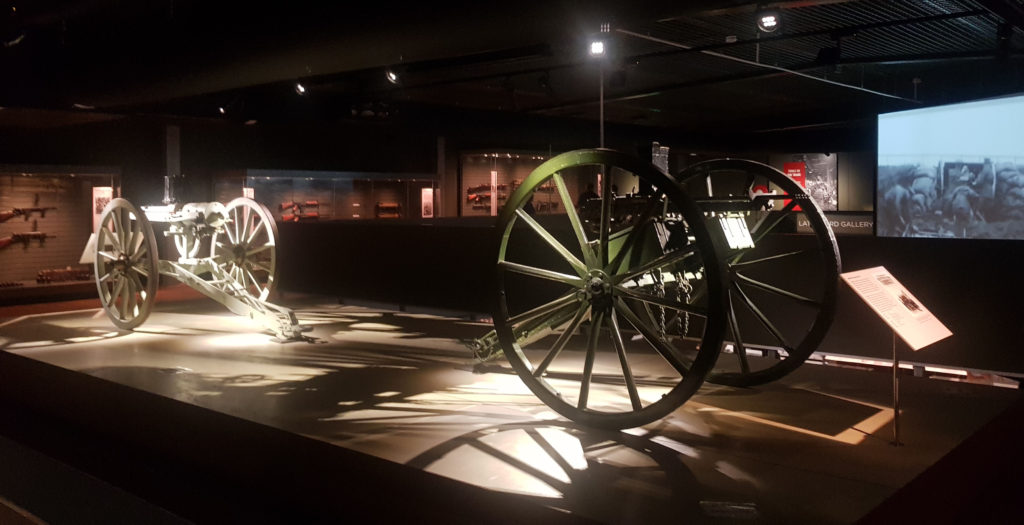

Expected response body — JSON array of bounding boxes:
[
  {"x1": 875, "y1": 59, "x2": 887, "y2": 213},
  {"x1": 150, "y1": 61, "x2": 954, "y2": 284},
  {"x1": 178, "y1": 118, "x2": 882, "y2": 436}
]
[
  {"x1": 675, "y1": 272, "x2": 692, "y2": 336},
  {"x1": 654, "y1": 269, "x2": 666, "y2": 338}
]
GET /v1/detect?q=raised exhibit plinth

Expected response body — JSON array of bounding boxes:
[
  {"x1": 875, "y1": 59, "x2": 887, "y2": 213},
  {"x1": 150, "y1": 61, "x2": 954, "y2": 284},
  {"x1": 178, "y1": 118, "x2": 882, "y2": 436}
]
[{"x1": 0, "y1": 297, "x2": 1020, "y2": 523}]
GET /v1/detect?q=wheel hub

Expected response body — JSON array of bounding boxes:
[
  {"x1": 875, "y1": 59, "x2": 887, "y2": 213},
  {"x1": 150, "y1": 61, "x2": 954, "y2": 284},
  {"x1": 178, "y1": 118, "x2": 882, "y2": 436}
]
[
  {"x1": 113, "y1": 253, "x2": 130, "y2": 273},
  {"x1": 232, "y1": 244, "x2": 247, "y2": 265},
  {"x1": 583, "y1": 270, "x2": 613, "y2": 309}
]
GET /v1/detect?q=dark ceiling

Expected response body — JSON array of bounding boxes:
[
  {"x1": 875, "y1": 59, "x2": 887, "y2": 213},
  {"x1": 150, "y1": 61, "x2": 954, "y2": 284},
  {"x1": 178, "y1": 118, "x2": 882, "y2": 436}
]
[{"x1": 2, "y1": 0, "x2": 1024, "y2": 133}]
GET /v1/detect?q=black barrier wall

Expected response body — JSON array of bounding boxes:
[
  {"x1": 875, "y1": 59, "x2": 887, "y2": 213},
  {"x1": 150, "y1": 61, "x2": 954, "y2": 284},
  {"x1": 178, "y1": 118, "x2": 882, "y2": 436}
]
[{"x1": 278, "y1": 220, "x2": 1024, "y2": 374}]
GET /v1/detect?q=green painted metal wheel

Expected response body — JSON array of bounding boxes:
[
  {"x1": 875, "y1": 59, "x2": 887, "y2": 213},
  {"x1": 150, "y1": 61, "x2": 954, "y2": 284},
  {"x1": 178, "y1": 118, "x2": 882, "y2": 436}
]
[
  {"x1": 680, "y1": 159, "x2": 841, "y2": 387},
  {"x1": 494, "y1": 149, "x2": 728, "y2": 430}
]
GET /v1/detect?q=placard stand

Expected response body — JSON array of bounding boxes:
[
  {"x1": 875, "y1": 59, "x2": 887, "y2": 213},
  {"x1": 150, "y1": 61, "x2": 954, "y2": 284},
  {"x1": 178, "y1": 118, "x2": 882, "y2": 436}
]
[
  {"x1": 840, "y1": 266, "x2": 952, "y2": 447},
  {"x1": 892, "y1": 330, "x2": 902, "y2": 446}
]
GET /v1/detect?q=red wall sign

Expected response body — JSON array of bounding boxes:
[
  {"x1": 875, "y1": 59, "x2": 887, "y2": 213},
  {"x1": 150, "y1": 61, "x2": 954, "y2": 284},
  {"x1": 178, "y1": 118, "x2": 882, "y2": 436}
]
[{"x1": 782, "y1": 161, "x2": 807, "y2": 211}]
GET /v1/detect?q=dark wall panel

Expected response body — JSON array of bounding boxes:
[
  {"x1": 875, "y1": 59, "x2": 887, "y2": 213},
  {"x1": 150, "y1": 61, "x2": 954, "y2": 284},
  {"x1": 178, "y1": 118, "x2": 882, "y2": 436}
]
[{"x1": 278, "y1": 220, "x2": 1024, "y2": 374}]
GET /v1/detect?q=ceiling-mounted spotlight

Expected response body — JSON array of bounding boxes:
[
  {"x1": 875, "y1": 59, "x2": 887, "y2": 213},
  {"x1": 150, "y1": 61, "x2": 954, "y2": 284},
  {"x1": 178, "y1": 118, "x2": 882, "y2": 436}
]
[
  {"x1": 218, "y1": 106, "x2": 226, "y2": 114},
  {"x1": 294, "y1": 82, "x2": 306, "y2": 95},
  {"x1": 385, "y1": 68, "x2": 400, "y2": 84},
  {"x1": 590, "y1": 23, "x2": 611, "y2": 58},
  {"x1": 756, "y1": 8, "x2": 781, "y2": 33}
]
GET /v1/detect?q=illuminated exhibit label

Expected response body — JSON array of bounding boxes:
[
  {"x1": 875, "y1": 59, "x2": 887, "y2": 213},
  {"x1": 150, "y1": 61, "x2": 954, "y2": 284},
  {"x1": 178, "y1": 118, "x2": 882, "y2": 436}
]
[
  {"x1": 421, "y1": 187, "x2": 434, "y2": 218},
  {"x1": 797, "y1": 212, "x2": 874, "y2": 235},
  {"x1": 490, "y1": 170, "x2": 498, "y2": 216},
  {"x1": 841, "y1": 266, "x2": 952, "y2": 351},
  {"x1": 92, "y1": 186, "x2": 113, "y2": 232}
]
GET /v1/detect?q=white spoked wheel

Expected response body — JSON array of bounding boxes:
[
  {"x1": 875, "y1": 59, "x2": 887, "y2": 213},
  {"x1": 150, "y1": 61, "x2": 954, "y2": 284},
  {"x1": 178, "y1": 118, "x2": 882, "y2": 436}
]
[
  {"x1": 94, "y1": 198, "x2": 160, "y2": 330},
  {"x1": 170, "y1": 223, "x2": 202, "y2": 259},
  {"x1": 210, "y1": 197, "x2": 279, "y2": 301}
]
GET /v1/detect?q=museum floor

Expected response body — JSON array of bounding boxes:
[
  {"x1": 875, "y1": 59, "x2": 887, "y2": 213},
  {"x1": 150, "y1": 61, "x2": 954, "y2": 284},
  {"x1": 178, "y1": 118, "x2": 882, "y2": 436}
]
[{"x1": 0, "y1": 289, "x2": 1022, "y2": 524}]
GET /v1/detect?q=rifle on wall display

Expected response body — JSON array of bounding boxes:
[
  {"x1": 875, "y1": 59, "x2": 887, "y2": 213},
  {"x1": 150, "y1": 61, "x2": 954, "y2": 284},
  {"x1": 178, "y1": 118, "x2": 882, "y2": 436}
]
[
  {"x1": 0, "y1": 206, "x2": 57, "y2": 223},
  {"x1": 0, "y1": 231, "x2": 55, "y2": 250},
  {"x1": 280, "y1": 200, "x2": 320, "y2": 222}
]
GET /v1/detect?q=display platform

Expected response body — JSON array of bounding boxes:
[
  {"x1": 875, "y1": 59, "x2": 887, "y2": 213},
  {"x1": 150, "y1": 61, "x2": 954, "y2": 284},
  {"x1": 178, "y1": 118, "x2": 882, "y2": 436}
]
[{"x1": 0, "y1": 295, "x2": 1021, "y2": 524}]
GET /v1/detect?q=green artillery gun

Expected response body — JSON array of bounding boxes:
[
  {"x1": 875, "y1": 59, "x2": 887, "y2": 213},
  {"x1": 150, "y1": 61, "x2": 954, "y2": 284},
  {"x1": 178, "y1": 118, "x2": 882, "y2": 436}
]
[{"x1": 475, "y1": 149, "x2": 840, "y2": 429}]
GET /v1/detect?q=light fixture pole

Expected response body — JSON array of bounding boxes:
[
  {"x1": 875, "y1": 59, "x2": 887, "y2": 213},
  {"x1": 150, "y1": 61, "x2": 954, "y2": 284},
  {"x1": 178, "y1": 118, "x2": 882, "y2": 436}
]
[
  {"x1": 593, "y1": 23, "x2": 610, "y2": 148},
  {"x1": 599, "y1": 60, "x2": 605, "y2": 148}
]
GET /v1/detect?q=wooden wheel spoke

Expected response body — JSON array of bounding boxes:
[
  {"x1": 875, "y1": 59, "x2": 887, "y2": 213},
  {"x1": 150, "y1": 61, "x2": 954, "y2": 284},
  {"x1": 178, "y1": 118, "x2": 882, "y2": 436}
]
[
  {"x1": 615, "y1": 285, "x2": 708, "y2": 317},
  {"x1": 123, "y1": 209, "x2": 136, "y2": 251},
  {"x1": 608, "y1": 308, "x2": 643, "y2": 411},
  {"x1": 498, "y1": 260, "x2": 584, "y2": 287},
  {"x1": 125, "y1": 273, "x2": 137, "y2": 317},
  {"x1": 246, "y1": 218, "x2": 266, "y2": 244},
  {"x1": 241, "y1": 206, "x2": 252, "y2": 243},
  {"x1": 108, "y1": 276, "x2": 125, "y2": 317},
  {"x1": 225, "y1": 214, "x2": 238, "y2": 244},
  {"x1": 130, "y1": 272, "x2": 147, "y2": 303},
  {"x1": 598, "y1": 165, "x2": 613, "y2": 267},
  {"x1": 614, "y1": 297, "x2": 691, "y2": 377},
  {"x1": 130, "y1": 242, "x2": 148, "y2": 264},
  {"x1": 727, "y1": 290, "x2": 750, "y2": 374},
  {"x1": 244, "y1": 268, "x2": 262, "y2": 292},
  {"x1": 750, "y1": 199, "x2": 798, "y2": 245},
  {"x1": 616, "y1": 246, "x2": 697, "y2": 283},
  {"x1": 121, "y1": 274, "x2": 132, "y2": 318},
  {"x1": 515, "y1": 209, "x2": 588, "y2": 277},
  {"x1": 553, "y1": 173, "x2": 596, "y2": 268},
  {"x1": 233, "y1": 207, "x2": 242, "y2": 244},
  {"x1": 98, "y1": 269, "x2": 116, "y2": 283},
  {"x1": 234, "y1": 266, "x2": 246, "y2": 290},
  {"x1": 98, "y1": 250, "x2": 118, "y2": 261},
  {"x1": 730, "y1": 249, "x2": 808, "y2": 268},
  {"x1": 578, "y1": 310, "x2": 605, "y2": 410},
  {"x1": 102, "y1": 223, "x2": 122, "y2": 253},
  {"x1": 534, "y1": 301, "x2": 591, "y2": 378},
  {"x1": 508, "y1": 292, "x2": 579, "y2": 326},
  {"x1": 247, "y1": 244, "x2": 272, "y2": 257},
  {"x1": 733, "y1": 272, "x2": 820, "y2": 307},
  {"x1": 127, "y1": 228, "x2": 141, "y2": 259},
  {"x1": 113, "y1": 209, "x2": 126, "y2": 250},
  {"x1": 732, "y1": 281, "x2": 793, "y2": 351},
  {"x1": 606, "y1": 197, "x2": 661, "y2": 274}
]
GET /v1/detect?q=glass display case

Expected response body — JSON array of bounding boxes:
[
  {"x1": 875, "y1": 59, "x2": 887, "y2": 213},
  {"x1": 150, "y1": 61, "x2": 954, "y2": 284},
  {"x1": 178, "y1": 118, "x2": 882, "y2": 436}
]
[
  {"x1": 0, "y1": 166, "x2": 119, "y2": 297},
  {"x1": 214, "y1": 169, "x2": 439, "y2": 221},
  {"x1": 460, "y1": 151, "x2": 640, "y2": 217}
]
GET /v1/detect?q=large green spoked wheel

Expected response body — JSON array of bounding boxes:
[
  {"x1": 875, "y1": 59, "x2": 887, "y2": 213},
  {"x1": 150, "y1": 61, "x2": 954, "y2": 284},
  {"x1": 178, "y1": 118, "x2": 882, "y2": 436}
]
[
  {"x1": 94, "y1": 198, "x2": 160, "y2": 330},
  {"x1": 210, "y1": 197, "x2": 279, "y2": 301},
  {"x1": 494, "y1": 149, "x2": 728, "y2": 430},
  {"x1": 680, "y1": 159, "x2": 840, "y2": 387}
]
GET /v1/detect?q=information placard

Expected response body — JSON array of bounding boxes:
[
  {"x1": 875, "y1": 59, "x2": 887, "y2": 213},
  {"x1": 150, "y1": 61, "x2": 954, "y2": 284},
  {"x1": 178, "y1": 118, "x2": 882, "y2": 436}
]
[{"x1": 840, "y1": 266, "x2": 952, "y2": 350}]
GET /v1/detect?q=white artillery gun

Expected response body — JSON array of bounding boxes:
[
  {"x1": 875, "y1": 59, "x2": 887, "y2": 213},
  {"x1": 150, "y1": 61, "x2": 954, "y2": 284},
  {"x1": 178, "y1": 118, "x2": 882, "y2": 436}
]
[{"x1": 85, "y1": 193, "x2": 305, "y2": 341}]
